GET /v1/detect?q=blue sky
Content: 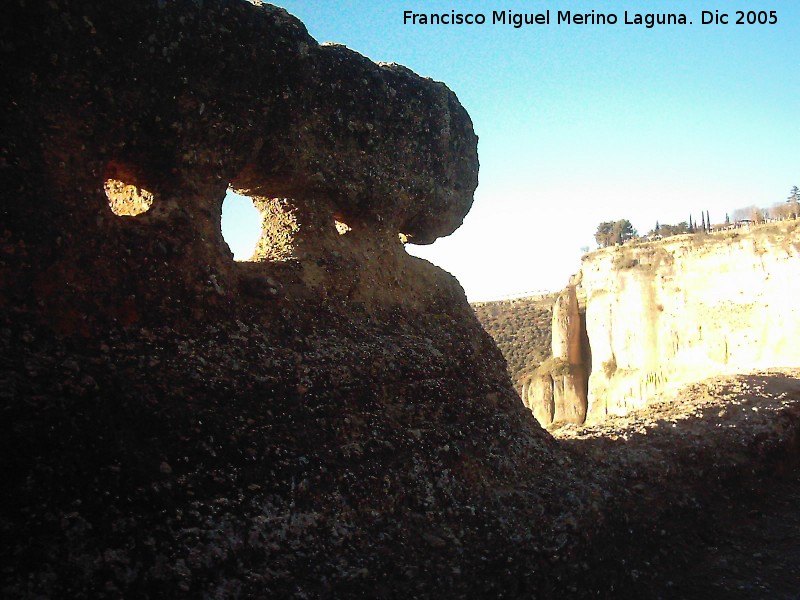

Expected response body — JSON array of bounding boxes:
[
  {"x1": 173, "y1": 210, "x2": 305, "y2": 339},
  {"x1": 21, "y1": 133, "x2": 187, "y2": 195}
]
[{"x1": 223, "y1": 1, "x2": 799, "y2": 301}]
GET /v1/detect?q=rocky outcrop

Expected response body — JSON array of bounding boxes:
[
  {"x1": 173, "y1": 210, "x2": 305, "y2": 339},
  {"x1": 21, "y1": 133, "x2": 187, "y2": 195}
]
[
  {"x1": 535, "y1": 225, "x2": 800, "y2": 424},
  {"x1": 1, "y1": 0, "x2": 479, "y2": 326},
  {"x1": 522, "y1": 284, "x2": 590, "y2": 426},
  {"x1": 0, "y1": 1, "x2": 580, "y2": 597},
  {"x1": 3, "y1": 1, "x2": 800, "y2": 597}
]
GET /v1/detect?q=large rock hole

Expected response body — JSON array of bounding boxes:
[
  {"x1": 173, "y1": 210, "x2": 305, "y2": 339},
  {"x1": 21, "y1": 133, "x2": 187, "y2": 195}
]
[{"x1": 221, "y1": 189, "x2": 262, "y2": 261}]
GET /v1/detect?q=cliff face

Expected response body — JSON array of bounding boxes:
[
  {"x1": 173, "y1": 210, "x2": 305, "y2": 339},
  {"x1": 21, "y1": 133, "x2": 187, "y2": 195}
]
[{"x1": 538, "y1": 225, "x2": 800, "y2": 423}]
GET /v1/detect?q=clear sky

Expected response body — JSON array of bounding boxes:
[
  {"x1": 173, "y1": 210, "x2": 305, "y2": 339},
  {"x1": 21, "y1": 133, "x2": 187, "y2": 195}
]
[{"x1": 222, "y1": 0, "x2": 800, "y2": 301}]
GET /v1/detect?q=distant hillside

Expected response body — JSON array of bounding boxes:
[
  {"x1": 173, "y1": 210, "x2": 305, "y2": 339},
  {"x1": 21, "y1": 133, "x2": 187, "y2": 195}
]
[{"x1": 473, "y1": 294, "x2": 557, "y2": 387}]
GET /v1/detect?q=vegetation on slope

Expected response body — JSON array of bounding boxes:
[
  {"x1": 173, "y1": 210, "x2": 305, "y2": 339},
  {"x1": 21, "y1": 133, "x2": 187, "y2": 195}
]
[
  {"x1": 593, "y1": 186, "x2": 800, "y2": 249},
  {"x1": 473, "y1": 294, "x2": 557, "y2": 387}
]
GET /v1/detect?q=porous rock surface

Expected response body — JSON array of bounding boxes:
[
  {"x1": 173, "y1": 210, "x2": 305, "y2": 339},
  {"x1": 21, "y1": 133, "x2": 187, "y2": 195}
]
[{"x1": 2, "y1": 1, "x2": 799, "y2": 598}]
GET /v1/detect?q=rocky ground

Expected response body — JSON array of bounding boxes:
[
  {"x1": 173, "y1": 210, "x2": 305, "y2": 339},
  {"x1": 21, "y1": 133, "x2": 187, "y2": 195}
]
[
  {"x1": 554, "y1": 370, "x2": 800, "y2": 599},
  {"x1": 0, "y1": 303, "x2": 586, "y2": 599},
  {"x1": 3, "y1": 296, "x2": 798, "y2": 598},
  {"x1": 668, "y1": 470, "x2": 800, "y2": 599}
]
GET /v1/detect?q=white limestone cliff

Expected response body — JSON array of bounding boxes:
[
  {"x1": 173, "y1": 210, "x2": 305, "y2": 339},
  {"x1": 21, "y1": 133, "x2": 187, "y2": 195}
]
[{"x1": 526, "y1": 222, "x2": 800, "y2": 425}]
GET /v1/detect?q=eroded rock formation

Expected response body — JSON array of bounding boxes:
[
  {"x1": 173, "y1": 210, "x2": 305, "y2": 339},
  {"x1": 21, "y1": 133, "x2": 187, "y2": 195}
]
[
  {"x1": 3, "y1": 1, "x2": 800, "y2": 598},
  {"x1": 0, "y1": 1, "x2": 577, "y2": 596},
  {"x1": 522, "y1": 284, "x2": 590, "y2": 426},
  {"x1": 1, "y1": 0, "x2": 480, "y2": 320}
]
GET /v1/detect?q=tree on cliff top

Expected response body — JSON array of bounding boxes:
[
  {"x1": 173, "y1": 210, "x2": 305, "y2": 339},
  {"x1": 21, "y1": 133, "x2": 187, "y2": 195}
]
[
  {"x1": 595, "y1": 219, "x2": 637, "y2": 247},
  {"x1": 788, "y1": 186, "x2": 800, "y2": 219},
  {"x1": 649, "y1": 222, "x2": 690, "y2": 237}
]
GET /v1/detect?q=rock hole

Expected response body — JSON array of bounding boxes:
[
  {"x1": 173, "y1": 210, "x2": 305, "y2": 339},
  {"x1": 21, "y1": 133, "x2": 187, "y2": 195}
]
[
  {"x1": 103, "y1": 160, "x2": 154, "y2": 216},
  {"x1": 224, "y1": 189, "x2": 301, "y2": 262},
  {"x1": 334, "y1": 220, "x2": 352, "y2": 236},
  {"x1": 221, "y1": 189, "x2": 262, "y2": 261}
]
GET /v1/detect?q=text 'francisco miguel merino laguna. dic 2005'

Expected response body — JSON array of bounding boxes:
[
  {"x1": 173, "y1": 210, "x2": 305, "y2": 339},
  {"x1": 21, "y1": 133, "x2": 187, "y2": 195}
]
[{"x1": 402, "y1": 9, "x2": 780, "y2": 29}]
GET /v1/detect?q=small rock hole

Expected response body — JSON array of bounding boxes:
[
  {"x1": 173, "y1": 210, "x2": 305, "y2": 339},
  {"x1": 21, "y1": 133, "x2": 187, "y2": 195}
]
[
  {"x1": 103, "y1": 160, "x2": 154, "y2": 216},
  {"x1": 334, "y1": 220, "x2": 352, "y2": 235}
]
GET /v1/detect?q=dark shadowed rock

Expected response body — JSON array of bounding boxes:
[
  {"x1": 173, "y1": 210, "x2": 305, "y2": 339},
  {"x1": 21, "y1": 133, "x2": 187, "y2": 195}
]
[
  {"x1": 2, "y1": 1, "x2": 800, "y2": 599},
  {"x1": 1, "y1": 0, "x2": 478, "y2": 317}
]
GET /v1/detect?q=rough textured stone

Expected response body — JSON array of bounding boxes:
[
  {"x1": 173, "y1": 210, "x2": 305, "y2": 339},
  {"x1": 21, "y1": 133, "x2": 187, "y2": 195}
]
[
  {"x1": 3, "y1": 2, "x2": 800, "y2": 598},
  {"x1": 0, "y1": 2, "x2": 573, "y2": 597},
  {"x1": 1, "y1": 0, "x2": 478, "y2": 324}
]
